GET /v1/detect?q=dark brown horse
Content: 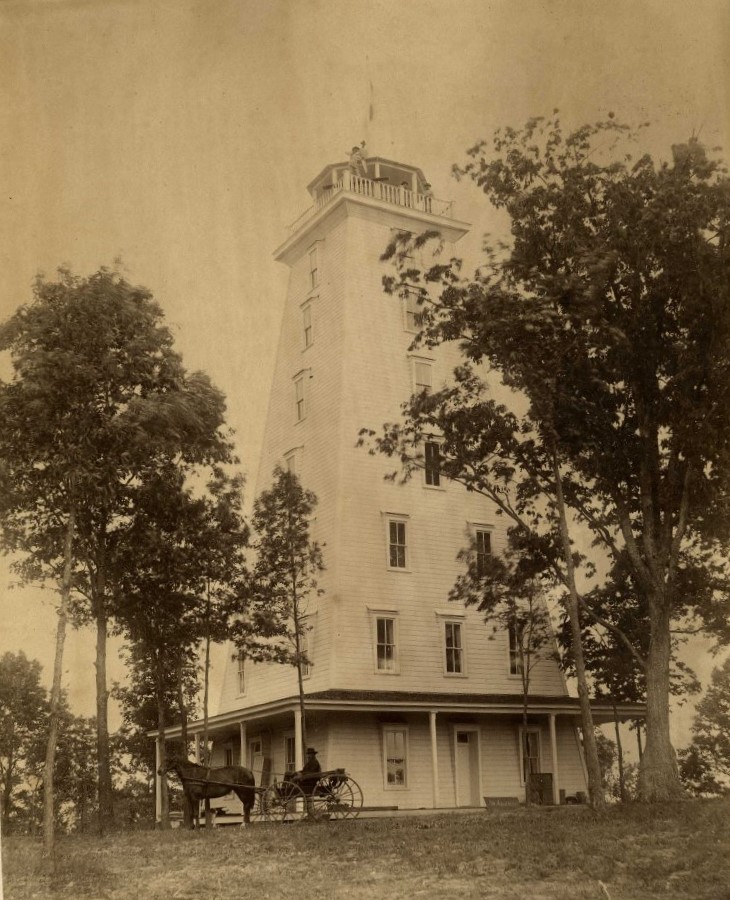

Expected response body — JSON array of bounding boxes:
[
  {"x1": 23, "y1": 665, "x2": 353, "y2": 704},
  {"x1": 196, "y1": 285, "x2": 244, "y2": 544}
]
[{"x1": 159, "y1": 757, "x2": 255, "y2": 828}]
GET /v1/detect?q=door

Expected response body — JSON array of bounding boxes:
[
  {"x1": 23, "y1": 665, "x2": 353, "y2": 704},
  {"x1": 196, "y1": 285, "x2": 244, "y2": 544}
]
[
  {"x1": 455, "y1": 730, "x2": 480, "y2": 806},
  {"x1": 248, "y1": 738, "x2": 264, "y2": 782}
]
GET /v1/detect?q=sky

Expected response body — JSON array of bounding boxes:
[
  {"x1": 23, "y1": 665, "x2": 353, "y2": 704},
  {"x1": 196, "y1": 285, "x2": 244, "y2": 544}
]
[{"x1": 0, "y1": 0, "x2": 728, "y2": 742}]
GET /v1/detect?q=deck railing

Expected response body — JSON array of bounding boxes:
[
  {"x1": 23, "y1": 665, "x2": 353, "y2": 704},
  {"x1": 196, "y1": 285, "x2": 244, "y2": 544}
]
[{"x1": 287, "y1": 172, "x2": 454, "y2": 234}]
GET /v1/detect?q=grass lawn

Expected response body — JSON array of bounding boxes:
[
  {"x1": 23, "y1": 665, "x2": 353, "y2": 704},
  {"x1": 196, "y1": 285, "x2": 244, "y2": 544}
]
[{"x1": 3, "y1": 800, "x2": 729, "y2": 900}]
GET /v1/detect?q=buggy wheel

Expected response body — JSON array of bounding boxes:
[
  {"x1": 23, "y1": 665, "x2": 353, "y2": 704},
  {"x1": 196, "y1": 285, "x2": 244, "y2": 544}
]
[
  {"x1": 262, "y1": 781, "x2": 307, "y2": 823},
  {"x1": 309, "y1": 775, "x2": 364, "y2": 820}
]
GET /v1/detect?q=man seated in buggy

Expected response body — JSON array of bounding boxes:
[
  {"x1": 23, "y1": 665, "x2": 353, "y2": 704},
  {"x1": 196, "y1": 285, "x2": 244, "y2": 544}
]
[{"x1": 285, "y1": 747, "x2": 321, "y2": 794}]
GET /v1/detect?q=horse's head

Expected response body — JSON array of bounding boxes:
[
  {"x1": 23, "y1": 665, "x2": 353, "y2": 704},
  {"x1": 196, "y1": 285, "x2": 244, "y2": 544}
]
[{"x1": 157, "y1": 755, "x2": 184, "y2": 777}]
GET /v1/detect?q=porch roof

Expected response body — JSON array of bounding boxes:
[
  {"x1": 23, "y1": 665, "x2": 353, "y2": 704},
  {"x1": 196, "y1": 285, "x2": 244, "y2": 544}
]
[{"x1": 149, "y1": 689, "x2": 645, "y2": 739}]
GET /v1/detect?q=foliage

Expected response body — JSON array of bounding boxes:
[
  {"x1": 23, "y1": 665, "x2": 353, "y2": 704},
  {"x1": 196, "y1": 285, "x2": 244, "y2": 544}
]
[
  {"x1": 679, "y1": 656, "x2": 730, "y2": 795},
  {"x1": 0, "y1": 652, "x2": 48, "y2": 829},
  {"x1": 0, "y1": 266, "x2": 235, "y2": 833},
  {"x1": 368, "y1": 115, "x2": 730, "y2": 801},
  {"x1": 245, "y1": 467, "x2": 324, "y2": 747}
]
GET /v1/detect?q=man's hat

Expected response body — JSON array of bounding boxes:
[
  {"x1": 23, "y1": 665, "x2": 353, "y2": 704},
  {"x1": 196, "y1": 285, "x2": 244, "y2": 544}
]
[{"x1": 306, "y1": 747, "x2": 318, "y2": 754}]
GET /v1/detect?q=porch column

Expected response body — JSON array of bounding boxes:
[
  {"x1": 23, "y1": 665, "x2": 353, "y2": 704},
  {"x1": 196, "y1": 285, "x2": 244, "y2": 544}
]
[
  {"x1": 193, "y1": 733, "x2": 201, "y2": 764},
  {"x1": 155, "y1": 738, "x2": 162, "y2": 825},
  {"x1": 239, "y1": 721, "x2": 247, "y2": 767},
  {"x1": 549, "y1": 714, "x2": 560, "y2": 804},
  {"x1": 429, "y1": 710, "x2": 439, "y2": 809},
  {"x1": 294, "y1": 707, "x2": 303, "y2": 769}
]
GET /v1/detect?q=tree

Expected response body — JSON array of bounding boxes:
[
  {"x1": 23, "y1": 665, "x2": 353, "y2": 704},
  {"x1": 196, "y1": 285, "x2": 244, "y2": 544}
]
[
  {"x1": 245, "y1": 468, "x2": 324, "y2": 752},
  {"x1": 369, "y1": 116, "x2": 730, "y2": 801},
  {"x1": 679, "y1": 657, "x2": 730, "y2": 795},
  {"x1": 114, "y1": 467, "x2": 249, "y2": 827},
  {"x1": 0, "y1": 267, "x2": 234, "y2": 846},
  {"x1": 0, "y1": 652, "x2": 48, "y2": 830},
  {"x1": 451, "y1": 532, "x2": 555, "y2": 803}
]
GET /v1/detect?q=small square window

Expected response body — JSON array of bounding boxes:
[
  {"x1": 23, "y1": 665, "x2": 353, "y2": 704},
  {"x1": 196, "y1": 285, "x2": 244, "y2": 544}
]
[{"x1": 424, "y1": 441, "x2": 441, "y2": 487}]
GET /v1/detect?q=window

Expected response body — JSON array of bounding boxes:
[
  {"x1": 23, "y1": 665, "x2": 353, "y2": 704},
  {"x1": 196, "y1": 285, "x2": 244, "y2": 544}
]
[
  {"x1": 302, "y1": 303, "x2": 313, "y2": 349},
  {"x1": 413, "y1": 359, "x2": 432, "y2": 393},
  {"x1": 225, "y1": 747, "x2": 233, "y2": 766},
  {"x1": 388, "y1": 519, "x2": 407, "y2": 569},
  {"x1": 509, "y1": 623, "x2": 523, "y2": 676},
  {"x1": 424, "y1": 441, "x2": 441, "y2": 487},
  {"x1": 284, "y1": 736, "x2": 296, "y2": 773},
  {"x1": 294, "y1": 372, "x2": 307, "y2": 422},
  {"x1": 299, "y1": 616, "x2": 311, "y2": 678},
  {"x1": 519, "y1": 728, "x2": 541, "y2": 784},
  {"x1": 383, "y1": 726, "x2": 408, "y2": 788},
  {"x1": 376, "y1": 617, "x2": 397, "y2": 671},
  {"x1": 236, "y1": 650, "x2": 246, "y2": 694},
  {"x1": 404, "y1": 291, "x2": 421, "y2": 332},
  {"x1": 444, "y1": 621, "x2": 464, "y2": 674},
  {"x1": 475, "y1": 529, "x2": 492, "y2": 575},
  {"x1": 284, "y1": 447, "x2": 300, "y2": 476},
  {"x1": 308, "y1": 246, "x2": 319, "y2": 290}
]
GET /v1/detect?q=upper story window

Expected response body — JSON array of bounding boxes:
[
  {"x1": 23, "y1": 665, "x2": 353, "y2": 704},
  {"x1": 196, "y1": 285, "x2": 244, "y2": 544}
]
[
  {"x1": 302, "y1": 302, "x2": 314, "y2": 349},
  {"x1": 308, "y1": 246, "x2": 319, "y2": 290},
  {"x1": 387, "y1": 518, "x2": 408, "y2": 569},
  {"x1": 444, "y1": 620, "x2": 465, "y2": 674},
  {"x1": 236, "y1": 650, "x2": 246, "y2": 694},
  {"x1": 476, "y1": 528, "x2": 492, "y2": 575},
  {"x1": 509, "y1": 623, "x2": 523, "y2": 676},
  {"x1": 412, "y1": 358, "x2": 432, "y2": 394},
  {"x1": 284, "y1": 446, "x2": 301, "y2": 477},
  {"x1": 424, "y1": 441, "x2": 441, "y2": 487},
  {"x1": 299, "y1": 616, "x2": 312, "y2": 678},
  {"x1": 375, "y1": 616, "x2": 397, "y2": 672},
  {"x1": 294, "y1": 371, "x2": 309, "y2": 423},
  {"x1": 404, "y1": 291, "x2": 421, "y2": 332}
]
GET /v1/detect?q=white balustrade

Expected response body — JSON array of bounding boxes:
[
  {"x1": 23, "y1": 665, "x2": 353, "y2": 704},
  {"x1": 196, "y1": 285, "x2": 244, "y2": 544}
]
[{"x1": 288, "y1": 173, "x2": 452, "y2": 232}]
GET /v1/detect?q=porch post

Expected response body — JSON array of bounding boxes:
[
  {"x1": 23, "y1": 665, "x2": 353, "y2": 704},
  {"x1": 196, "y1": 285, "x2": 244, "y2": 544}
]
[
  {"x1": 294, "y1": 707, "x2": 303, "y2": 769},
  {"x1": 549, "y1": 714, "x2": 560, "y2": 804},
  {"x1": 239, "y1": 721, "x2": 247, "y2": 767},
  {"x1": 429, "y1": 710, "x2": 439, "y2": 809},
  {"x1": 155, "y1": 738, "x2": 162, "y2": 825},
  {"x1": 193, "y1": 733, "x2": 201, "y2": 764}
]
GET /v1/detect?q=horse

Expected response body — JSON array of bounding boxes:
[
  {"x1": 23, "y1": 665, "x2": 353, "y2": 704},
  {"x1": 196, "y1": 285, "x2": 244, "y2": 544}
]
[{"x1": 159, "y1": 757, "x2": 255, "y2": 829}]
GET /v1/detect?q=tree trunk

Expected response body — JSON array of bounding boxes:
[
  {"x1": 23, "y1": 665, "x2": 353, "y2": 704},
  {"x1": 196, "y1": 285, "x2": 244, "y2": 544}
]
[
  {"x1": 43, "y1": 509, "x2": 75, "y2": 871},
  {"x1": 177, "y1": 662, "x2": 192, "y2": 828},
  {"x1": 156, "y1": 686, "x2": 170, "y2": 829},
  {"x1": 95, "y1": 603, "x2": 114, "y2": 832},
  {"x1": 612, "y1": 700, "x2": 626, "y2": 802},
  {"x1": 638, "y1": 596, "x2": 683, "y2": 801},
  {"x1": 2, "y1": 746, "x2": 14, "y2": 830},
  {"x1": 551, "y1": 449, "x2": 605, "y2": 808},
  {"x1": 202, "y1": 593, "x2": 213, "y2": 830}
]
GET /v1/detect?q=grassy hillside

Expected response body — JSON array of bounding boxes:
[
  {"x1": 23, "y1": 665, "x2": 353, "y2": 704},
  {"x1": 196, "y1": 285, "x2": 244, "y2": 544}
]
[{"x1": 3, "y1": 800, "x2": 729, "y2": 899}]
